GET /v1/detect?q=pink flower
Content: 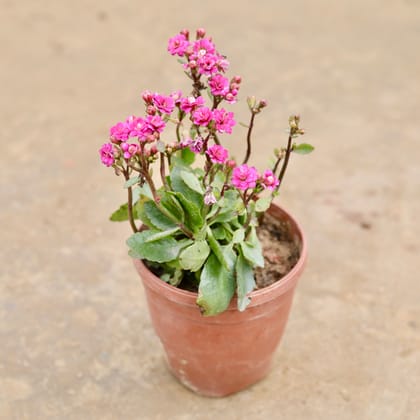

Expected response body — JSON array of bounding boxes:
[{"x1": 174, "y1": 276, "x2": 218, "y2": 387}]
[
  {"x1": 146, "y1": 114, "x2": 166, "y2": 133},
  {"x1": 121, "y1": 142, "x2": 139, "y2": 159},
  {"x1": 179, "y1": 95, "x2": 204, "y2": 113},
  {"x1": 231, "y1": 164, "x2": 259, "y2": 190},
  {"x1": 126, "y1": 116, "x2": 148, "y2": 140},
  {"x1": 192, "y1": 107, "x2": 213, "y2": 127},
  {"x1": 206, "y1": 144, "x2": 228, "y2": 164},
  {"x1": 99, "y1": 143, "x2": 115, "y2": 167},
  {"x1": 181, "y1": 137, "x2": 204, "y2": 153},
  {"x1": 193, "y1": 38, "x2": 216, "y2": 55},
  {"x1": 261, "y1": 170, "x2": 279, "y2": 190},
  {"x1": 168, "y1": 33, "x2": 190, "y2": 56},
  {"x1": 209, "y1": 74, "x2": 229, "y2": 96},
  {"x1": 213, "y1": 108, "x2": 235, "y2": 134},
  {"x1": 152, "y1": 94, "x2": 175, "y2": 114},
  {"x1": 197, "y1": 53, "x2": 218, "y2": 75},
  {"x1": 110, "y1": 121, "x2": 130, "y2": 142},
  {"x1": 204, "y1": 188, "x2": 217, "y2": 205}
]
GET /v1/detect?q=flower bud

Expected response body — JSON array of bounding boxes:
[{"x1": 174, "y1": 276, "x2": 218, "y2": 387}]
[
  {"x1": 233, "y1": 75, "x2": 242, "y2": 84},
  {"x1": 227, "y1": 159, "x2": 236, "y2": 168},
  {"x1": 225, "y1": 92, "x2": 235, "y2": 102},
  {"x1": 247, "y1": 96, "x2": 256, "y2": 110},
  {"x1": 196, "y1": 28, "x2": 206, "y2": 39},
  {"x1": 146, "y1": 105, "x2": 157, "y2": 115},
  {"x1": 259, "y1": 99, "x2": 267, "y2": 108},
  {"x1": 180, "y1": 28, "x2": 189, "y2": 39},
  {"x1": 142, "y1": 90, "x2": 153, "y2": 104}
]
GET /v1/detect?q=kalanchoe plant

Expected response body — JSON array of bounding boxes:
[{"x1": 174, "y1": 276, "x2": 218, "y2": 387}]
[{"x1": 99, "y1": 28, "x2": 313, "y2": 316}]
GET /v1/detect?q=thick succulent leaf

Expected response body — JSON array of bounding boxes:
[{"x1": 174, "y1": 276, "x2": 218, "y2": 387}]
[
  {"x1": 170, "y1": 191, "x2": 204, "y2": 233},
  {"x1": 293, "y1": 143, "x2": 315, "y2": 154},
  {"x1": 109, "y1": 202, "x2": 139, "y2": 222},
  {"x1": 144, "y1": 227, "x2": 180, "y2": 242},
  {"x1": 180, "y1": 148, "x2": 196, "y2": 165},
  {"x1": 137, "y1": 198, "x2": 177, "y2": 230},
  {"x1": 170, "y1": 165, "x2": 203, "y2": 207},
  {"x1": 206, "y1": 226, "x2": 229, "y2": 269},
  {"x1": 127, "y1": 231, "x2": 187, "y2": 263},
  {"x1": 124, "y1": 176, "x2": 140, "y2": 188},
  {"x1": 255, "y1": 196, "x2": 272, "y2": 213},
  {"x1": 231, "y1": 227, "x2": 245, "y2": 244},
  {"x1": 240, "y1": 227, "x2": 265, "y2": 268},
  {"x1": 159, "y1": 191, "x2": 185, "y2": 223},
  {"x1": 197, "y1": 252, "x2": 236, "y2": 316},
  {"x1": 236, "y1": 253, "x2": 256, "y2": 311},
  {"x1": 179, "y1": 240, "x2": 210, "y2": 272},
  {"x1": 180, "y1": 170, "x2": 203, "y2": 194}
]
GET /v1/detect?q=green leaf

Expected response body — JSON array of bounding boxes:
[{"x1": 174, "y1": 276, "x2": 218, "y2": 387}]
[
  {"x1": 236, "y1": 253, "x2": 256, "y2": 311},
  {"x1": 231, "y1": 227, "x2": 245, "y2": 244},
  {"x1": 170, "y1": 191, "x2": 204, "y2": 233},
  {"x1": 160, "y1": 191, "x2": 185, "y2": 223},
  {"x1": 135, "y1": 183, "x2": 153, "y2": 200},
  {"x1": 197, "y1": 253, "x2": 235, "y2": 316},
  {"x1": 180, "y1": 147, "x2": 195, "y2": 165},
  {"x1": 255, "y1": 196, "x2": 272, "y2": 212},
  {"x1": 211, "y1": 225, "x2": 227, "y2": 240},
  {"x1": 144, "y1": 226, "x2": 180, "y2": 242},
  {"x1": 206, "y1": 226, "x2": 229, "y2": 269},
  {"x1": 240, "y1": 227, "x2": 264, "y2": 268},
  {"x1": 170, "y1": 165, "x2": 203, "y2": 208},
  {"x1": 109, "y1": 203, "x2": 139, "y2": 222},
  {"x1": 180, "y1": 170, "x2": 204, "y2": 194},
  {"x1": 124, "y1": 176, "x2": 140, "y2": 188},
  {"x1": 293, "y1": 143, "x2": 315, "y2": 154},
  {"x1": 137, "y1": 198, "x2": 177, "y2": 230},
  {"x1": 127, "y1": 231, "x2": 187, "y2": 263},
  {"x1": 179, "y1": 240, "x2": 210, "y2": 272}
]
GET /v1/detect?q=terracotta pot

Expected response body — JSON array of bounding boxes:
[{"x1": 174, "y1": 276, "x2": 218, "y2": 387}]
[{"x1": 133, "y1": 204, "x2": 307, "y2": 397}]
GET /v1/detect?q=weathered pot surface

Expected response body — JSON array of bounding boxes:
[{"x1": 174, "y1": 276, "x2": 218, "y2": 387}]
[{"x1": 133, "y1": 204, "x2": 307, "y2": 397}]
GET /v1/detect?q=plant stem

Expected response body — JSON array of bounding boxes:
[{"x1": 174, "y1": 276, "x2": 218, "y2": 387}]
[
  {"x1": 275, "y1": 133, "x2": 293, "y2": 193},
  {"x1": 272, "y1": 153, "x2": 283, "y2": 174},
  {"x1": 123, "y1": 169, "x2": 138, "y2": 233},
  {"x1": 242, "y1": 111, "x2": 256, "y2": 164},
  {"x1": 176, "y1": 111, "x2": 184, "y2": 142},
  {"x1": 159, "y1": 152, "x2": 169, "y2": 189}
]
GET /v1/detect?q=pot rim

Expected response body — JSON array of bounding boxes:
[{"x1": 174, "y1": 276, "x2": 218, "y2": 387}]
[{"x1": 133, "y1": 203, "x2": 307, "y2": 310}]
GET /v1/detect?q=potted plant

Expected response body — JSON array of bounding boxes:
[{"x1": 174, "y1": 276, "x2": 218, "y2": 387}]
[{"x1": 99, "y1": 28, "x2": 313, "y2": 397}]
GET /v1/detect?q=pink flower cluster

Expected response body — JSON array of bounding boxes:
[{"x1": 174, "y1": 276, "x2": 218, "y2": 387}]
[
  {"x1": 192, "y1": 107, "x2": 236, "y2": 134},
  {"x1": 231, "y1": 165, "x2": 280, "y2": 191},
  {"x1": 109, "y1": 114, "x2": 166, "y2": 143},
  {"x1": 167, "y1": 29, "x2": 230, "y2": 77},
  {"x1": 208, "y1": 74, "x2": 241, "y2": 104}
]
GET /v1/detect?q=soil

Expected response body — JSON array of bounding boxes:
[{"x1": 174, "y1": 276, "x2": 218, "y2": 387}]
[{"x1": 254, "y1": 212, "x2": 300, "y2": 289}]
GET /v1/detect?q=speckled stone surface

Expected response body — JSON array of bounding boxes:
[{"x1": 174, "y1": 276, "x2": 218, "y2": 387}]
[{"x1": 1, "y1": 0, "x2": 419, "y2": 418}]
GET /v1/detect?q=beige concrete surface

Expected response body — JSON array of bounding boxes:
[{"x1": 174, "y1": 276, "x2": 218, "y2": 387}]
[{"x1": 1, "y1": 0, "x2": 420, "y2": 418}]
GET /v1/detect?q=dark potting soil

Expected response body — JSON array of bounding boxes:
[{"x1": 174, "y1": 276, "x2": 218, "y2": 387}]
[
  {"x1": 145, "y1": 213, "x2": 300, "y2": 292},
  {"x1": 254, "y1": 212, "x2": 300, "y2": 289}
]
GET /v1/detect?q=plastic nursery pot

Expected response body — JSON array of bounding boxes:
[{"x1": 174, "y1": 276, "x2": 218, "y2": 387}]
[{"x1": 133, "y1": 203, "x2": 307, "y2": 397}]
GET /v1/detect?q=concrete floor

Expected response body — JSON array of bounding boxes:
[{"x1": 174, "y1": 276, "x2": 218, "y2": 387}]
[{"x1": 1, "y1": 0, "x2": 419, "y2": 418}]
